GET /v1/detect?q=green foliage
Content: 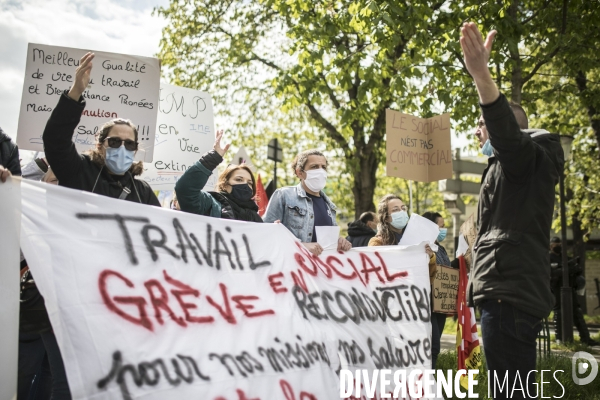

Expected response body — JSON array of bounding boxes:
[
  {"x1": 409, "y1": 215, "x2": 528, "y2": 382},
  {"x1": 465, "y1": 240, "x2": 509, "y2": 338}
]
[{"x1": 155, "y1": 0, "x2": 599, "y2": 223}]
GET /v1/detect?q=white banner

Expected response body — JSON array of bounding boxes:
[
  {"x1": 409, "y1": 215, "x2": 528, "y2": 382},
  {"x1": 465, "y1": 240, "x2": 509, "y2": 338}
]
[
  {"x1": 16, "y1": 43, "x2": 160, "y2": 162},
  {"x1": 9, "y1": 179, "x2": 435, "y2": 400},
  {"x1": 140, "y1": 83, "x2": 216, "y2": 189},
  {"x1": 0, "y1": 177, "x2": 20, "y2": 400}
]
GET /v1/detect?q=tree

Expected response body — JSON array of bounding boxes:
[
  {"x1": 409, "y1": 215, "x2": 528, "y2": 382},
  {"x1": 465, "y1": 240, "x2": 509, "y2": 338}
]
[{"x1": 156, "y1": 0, "x2": 450, "y2": 219}]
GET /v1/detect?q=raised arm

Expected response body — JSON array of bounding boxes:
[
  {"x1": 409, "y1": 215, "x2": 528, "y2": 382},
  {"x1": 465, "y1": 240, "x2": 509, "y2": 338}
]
[
  {"x1": 175, "y1": 130, "x2": 229, "y2": 215},
  {"x1": 460, "y1": 23, "x2": 535, "y2": 180},
  {"x1": 42, "y1": 52, "x2": 94, "y2": 188}
]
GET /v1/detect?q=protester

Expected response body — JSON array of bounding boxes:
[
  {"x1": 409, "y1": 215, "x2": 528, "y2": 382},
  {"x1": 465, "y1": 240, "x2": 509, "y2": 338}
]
[
  {"x1": 460, "y1": 22, "x2": 564, "y2": 396},
  {"x1": 35, "y1": 52, "x2": 162, "y2": 399},
  {"x1": 170, "y1": 192, "x2": 181, "y2": 211},
  {"x1": 550, "y1": 237, "x2": 599, "y2": 346},
  {"x1": 368, "y1": 195, "x2": 437, "y2": 283},
  {"x1": 422, "y1": 211, "x2": 454, "y2": 369},
  {"x1": 263, "y1": 149, "x2": 351, "y2": 255},
  {"x1": 346, "y1": 211, "x2": 378, "y2": 248},
  {"x1": 42, "y1": 52, "x2": 159, "y2": 206},
  {"x1": 0, "y1": 127, "x2": 21, "y2": 176},
  {"x1": 175, "y1": 130, "x2": 262, "y2": 222}
]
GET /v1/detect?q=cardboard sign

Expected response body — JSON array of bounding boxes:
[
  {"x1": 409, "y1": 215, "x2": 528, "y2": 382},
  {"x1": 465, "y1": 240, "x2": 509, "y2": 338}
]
[
  {"x1": 386, "y1": 110, "x2": 453, "y2": 182},
  {"x1": 140, "y1": 83, "x2": 215, "y2": 189},
  {"x1": 459, "y1": 213, "x2": 477, "y2": 271},
  {"x1": 17, "y1": 43, "x2": 160, "y2": 162},
  {"x1": 432, "y1": 265, "x2": 459, "y2": 314},
  {"x1": 11, "y1": 179, "x2": 436, "y2": 400}
]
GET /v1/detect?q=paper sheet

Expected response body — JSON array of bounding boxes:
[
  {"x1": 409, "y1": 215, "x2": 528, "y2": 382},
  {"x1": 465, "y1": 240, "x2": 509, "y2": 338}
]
[
  {"x1": 315, "y1": 226, "x2": 340, "y2": 250},
  {"x1": 398, "y1": 213, "x2": 439, "y2": 251}
]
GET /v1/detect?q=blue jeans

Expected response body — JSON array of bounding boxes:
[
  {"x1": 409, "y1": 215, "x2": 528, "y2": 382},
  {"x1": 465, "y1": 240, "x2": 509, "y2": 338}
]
[{"x1": 481, "y1": 300, "x2": 542, "y2": 400}]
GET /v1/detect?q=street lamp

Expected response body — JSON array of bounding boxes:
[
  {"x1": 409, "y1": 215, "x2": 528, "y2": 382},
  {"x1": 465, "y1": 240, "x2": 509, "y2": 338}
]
[{"x1": 559, "y1": 135, "x2": 574, "y2": 343}]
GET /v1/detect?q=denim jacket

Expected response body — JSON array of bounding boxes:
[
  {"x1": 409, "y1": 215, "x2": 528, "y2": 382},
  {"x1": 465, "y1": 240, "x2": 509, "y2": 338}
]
[{"x1": 263, "y1": 183, "x2": 337, "y2": 242}]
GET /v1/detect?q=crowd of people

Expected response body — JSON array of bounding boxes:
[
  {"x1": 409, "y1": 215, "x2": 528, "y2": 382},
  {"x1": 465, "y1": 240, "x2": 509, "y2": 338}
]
[{"x1": 0, "y1": 22, "x2": 594, "y2": 400}]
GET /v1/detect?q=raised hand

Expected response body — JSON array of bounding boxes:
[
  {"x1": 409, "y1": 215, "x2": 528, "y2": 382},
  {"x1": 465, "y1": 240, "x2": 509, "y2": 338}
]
[
  {"x1": 68, "y1": 52, "x2": 94, "y2": 101},
  {"x1": 460, "y1": 22, "x2": 499, "y2": 104},
  {"x1": 0, "y1": 165, "x2": 12, "y2": 183},
  {"x1": 213, "y1": 129, "x2": 230, "y2": 157}
]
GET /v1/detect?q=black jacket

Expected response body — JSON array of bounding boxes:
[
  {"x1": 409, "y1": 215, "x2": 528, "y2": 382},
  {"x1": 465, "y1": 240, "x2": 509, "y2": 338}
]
[
  {"x1": 0, "y1": 128, "x2": 21, "y2": 175},
  {"x1": 468, "y1": 94, "x2": 564, "y2": 319},
  {"x1": 346, "y1": 220, "x2": 376, "y2": 248},
  {"x1": 43, "y1": 92, "x2": 160, "y2": 206}
]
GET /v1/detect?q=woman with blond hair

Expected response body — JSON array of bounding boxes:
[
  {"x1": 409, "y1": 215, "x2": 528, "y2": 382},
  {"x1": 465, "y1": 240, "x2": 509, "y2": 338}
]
[
  {"x1": 368, "y1": 194, "x2": 437, "y2": 283},
  {"x1": 175, "y1": 130, "x2": 262, "y2": 222}
]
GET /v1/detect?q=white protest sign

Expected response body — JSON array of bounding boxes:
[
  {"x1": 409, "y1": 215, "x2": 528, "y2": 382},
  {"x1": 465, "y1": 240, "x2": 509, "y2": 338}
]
[
  {"x1": 399, "y1": 214, "x2": 440, "y2": 251},
  {"x1": 9, "y1": 179, "x2": 437, "y2": 400},
  {"x1": 140, "y1": 83, "x2": 216, "y2": 190},
  {"x1": 0, "y1": 177, "x2": 20, "y2": 400},
  {"x1": 17, "y1": 43, "x2": 160, "y2": 162}
]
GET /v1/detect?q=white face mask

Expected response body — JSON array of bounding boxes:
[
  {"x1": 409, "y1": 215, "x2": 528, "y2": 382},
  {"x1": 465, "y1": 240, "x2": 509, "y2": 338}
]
[{"x1": 303, "y1": 169, "x2": 327, "y2": 192}]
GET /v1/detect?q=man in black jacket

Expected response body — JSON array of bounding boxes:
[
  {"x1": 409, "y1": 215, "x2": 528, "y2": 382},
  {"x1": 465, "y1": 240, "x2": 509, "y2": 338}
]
[
  {"x1": 0, "y1": 127, "x2": 21, "y2": 177},
  {"x1": 461, "y1": 23, "x2": 564, "y2": 398},
  {"x1": 346, "y1": 211, "x2": 378, "y2": 248}
]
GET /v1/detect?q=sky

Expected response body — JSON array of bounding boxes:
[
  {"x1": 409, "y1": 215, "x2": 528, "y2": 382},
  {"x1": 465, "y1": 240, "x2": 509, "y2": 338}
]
[
  {"x1": 0, "y1": 0, "x2": 169, "y2": 138},
  {"x1": 0, "y1": 0, "x2": 475, "y2": 160}
]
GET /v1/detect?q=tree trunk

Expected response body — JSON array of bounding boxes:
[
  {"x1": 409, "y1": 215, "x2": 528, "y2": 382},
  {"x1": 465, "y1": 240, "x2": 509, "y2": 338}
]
[
  {"x1": 351, "y1": 150, "x2": 378, "y2": 219},
  {"x1": 575, "y1": 71, "x2": 600, "y2": 156},
  {"x1": 571, "y1": 212, "x2": 587, "y2": 313}
]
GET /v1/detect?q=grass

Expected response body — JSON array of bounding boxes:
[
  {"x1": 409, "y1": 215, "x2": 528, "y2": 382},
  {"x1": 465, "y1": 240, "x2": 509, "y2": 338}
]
[
  {"x1": 436, "y1": 351, "x2": 600, "y2": 399},
  {"x1": 550, "y1": 333, "x2": 600, "y2": 355}
]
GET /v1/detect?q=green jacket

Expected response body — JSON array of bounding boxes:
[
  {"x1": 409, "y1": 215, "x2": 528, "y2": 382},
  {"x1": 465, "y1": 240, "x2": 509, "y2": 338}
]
[{"x1": 175, "y1": 155, "x2": 222, "y2": 218}]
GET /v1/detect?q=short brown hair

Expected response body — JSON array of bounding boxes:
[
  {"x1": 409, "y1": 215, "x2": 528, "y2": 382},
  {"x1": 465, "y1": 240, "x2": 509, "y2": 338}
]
[
  {"x1": 290, "y1": 149, "x2": 327, "y2": 174},
  {"x1": 216, "y1": 164, "x2": 256, "y2": 196},
  {"x1": 509, "y1": 102, "x2": 528, "y2": 129},
  {"x1": 97, "y1": 119, "x2": 139, "y2": 143}
]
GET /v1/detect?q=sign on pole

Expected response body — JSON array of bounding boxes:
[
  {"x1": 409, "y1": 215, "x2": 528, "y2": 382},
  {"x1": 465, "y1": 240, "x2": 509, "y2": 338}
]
[
  {"x1": 17, "y1": 43, "x2": 160, "y2": 162},
  {"x1": 386, "y1": 110, "x2": 453, "y2": 182},
  {"x1": 140, "y1": 83, "x2": 215, "y2": 190}
]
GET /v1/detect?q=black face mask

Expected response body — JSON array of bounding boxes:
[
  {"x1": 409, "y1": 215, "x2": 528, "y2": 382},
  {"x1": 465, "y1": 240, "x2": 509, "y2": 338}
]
[
  {"x1": 554, "y1": 245, "x2": 562, "y2": 254},
  {"x1": 230, "y1": 183, "x2": 253, "y2": 201}
]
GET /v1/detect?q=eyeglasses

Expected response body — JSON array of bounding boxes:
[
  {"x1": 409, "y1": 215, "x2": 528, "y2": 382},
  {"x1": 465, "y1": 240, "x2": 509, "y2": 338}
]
[{"x1": 103, "y1": 137, "x2": 138, "y2": 151}]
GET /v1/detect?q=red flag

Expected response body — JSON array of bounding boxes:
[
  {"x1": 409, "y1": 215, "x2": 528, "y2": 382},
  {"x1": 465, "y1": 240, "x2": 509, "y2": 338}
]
[
  {"x1": 456, "y1": 255, "x2": 482, "y2": 387},
  {"x1": 255, "y1": 174, "x2": 269, "y2": 217}
]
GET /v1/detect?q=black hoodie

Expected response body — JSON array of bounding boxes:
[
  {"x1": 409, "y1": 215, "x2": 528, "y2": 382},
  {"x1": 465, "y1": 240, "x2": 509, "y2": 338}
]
[
  {"x1": 0, "y1": 128, "x2": 21, "y2": 175},
  {"x1": 346, "y1": 220, "x2": 376, "y2": 248},
  {"x1": 468, "y1": 94, "x2": 564, "y2": 318}
]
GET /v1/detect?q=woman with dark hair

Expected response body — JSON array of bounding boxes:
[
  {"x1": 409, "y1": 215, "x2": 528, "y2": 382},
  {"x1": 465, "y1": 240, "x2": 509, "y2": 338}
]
[
  {"x1": 42, "y1": 52, "x2": 159, "y2": 206},
  {"x1": 368, "y1": 195, "x2": 437, "y2": 283},
  {"x1": 175, "y1": 130, "x2": 262, "y2": 222},
  {"x1": 422, "y1": 211, "x2": 453, "y2": 369}
]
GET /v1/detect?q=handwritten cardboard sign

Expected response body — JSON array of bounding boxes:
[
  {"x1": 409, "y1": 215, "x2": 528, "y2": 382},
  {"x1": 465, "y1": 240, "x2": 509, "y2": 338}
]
[
  {"x1": 459, "y1": 213, "x2": 477, "y2": 271},
  {"x1": 386, "y1": 110, "x2": 453, "y2": 182},
  {"x1": 16, "y1": 43, "x2": 160, "y2": 162},
  {"x1": 140, "y1": 83, "x2": 215, "y2": 189},
  {"x1": 12, "y1": 179, "x2": 435, "y2": 399},
  {"x1": 432, "y1": 265, "x2": 459, "y2": 314}
]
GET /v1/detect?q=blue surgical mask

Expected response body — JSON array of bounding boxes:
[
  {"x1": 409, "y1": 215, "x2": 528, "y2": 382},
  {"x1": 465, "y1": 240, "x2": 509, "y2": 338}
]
[
  {"x1": 390, "y1": 211, "x2": 409, "y2": 229},
  {"x1": 437, "y1": 228, "x2": 447, "y2": 242},
  {"x1": 105, "y1": 146, "x2": 134, "y2": 175},
  {"x1": 481, "y1": 140, "x2": 494, "y2": 157}
]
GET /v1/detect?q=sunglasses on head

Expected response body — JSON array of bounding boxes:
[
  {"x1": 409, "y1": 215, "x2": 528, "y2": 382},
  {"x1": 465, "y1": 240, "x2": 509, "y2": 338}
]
[{"x1": 103, "y1": 137, "x2": 138, "y2": 151}]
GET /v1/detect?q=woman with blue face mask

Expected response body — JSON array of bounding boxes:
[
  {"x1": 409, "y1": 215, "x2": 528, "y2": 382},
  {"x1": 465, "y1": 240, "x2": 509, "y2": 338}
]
[
  {"x1": 175, "y1": 130, "x2": 262, "y2": 222},
  {"x1": 422, "y1": 211, "x2": 455, "y2": 370},
  {"x1": 368, "y1": 194, "x2": 437, "y2": 279},
  {"x1": 42, "y1": 52, "x2": 160, "y2": 206}
]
